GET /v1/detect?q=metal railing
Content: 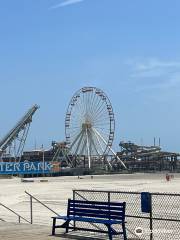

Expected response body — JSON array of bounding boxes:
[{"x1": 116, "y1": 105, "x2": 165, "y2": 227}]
[
  {"x1": 25, "y1": 191, "x2": 74, "y2": 227},
  {"x1": 25, "y1": 191, "x2": 60, "y2": 224},
  {"x1": 73, "y1": 189, "x2": 180, "y2": 240},
  {"x1": 0, "y1": 191, "x2": 65, "y2": 226},
  {"x1": 0, "y1": 202, "x2": 30, "y2": 224}
]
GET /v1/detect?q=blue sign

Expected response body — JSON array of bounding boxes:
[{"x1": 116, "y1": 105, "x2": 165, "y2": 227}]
[
  {"x1": 0, "y1": 161, "x2": 59, "y2": 175},
  {"x1": 141, "y1": 192, "x2": 152, "y2": 213}
]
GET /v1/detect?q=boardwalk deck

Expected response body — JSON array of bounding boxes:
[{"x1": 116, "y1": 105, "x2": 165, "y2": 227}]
[
  {"x1": 0, "y1": 222, "x2": 124, "y2": 240},
  {"x1": 0, "y1": 222, "x2": 55, "y2": 240}
]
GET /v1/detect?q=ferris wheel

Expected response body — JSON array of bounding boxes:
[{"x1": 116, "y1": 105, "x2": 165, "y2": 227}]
[{"x1": 65, "y1": 87, "x2": 116, "y2": 169}]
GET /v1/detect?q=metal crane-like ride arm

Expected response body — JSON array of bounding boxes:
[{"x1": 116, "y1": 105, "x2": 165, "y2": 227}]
[{"x1": 0, "y1": 104, "x2": 39, "y2": 161}]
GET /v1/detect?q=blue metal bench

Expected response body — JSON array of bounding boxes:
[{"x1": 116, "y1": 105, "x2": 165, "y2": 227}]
[{"x1": 52, "y1": 199, "x2": 127, "y2": 240}]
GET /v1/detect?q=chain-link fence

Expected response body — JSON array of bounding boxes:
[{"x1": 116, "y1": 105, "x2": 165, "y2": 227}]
[{"x1": 73, "y1": 190, "x2": 180, "y2": 240}]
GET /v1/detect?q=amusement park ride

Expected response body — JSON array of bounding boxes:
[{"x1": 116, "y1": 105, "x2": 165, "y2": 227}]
[
  {"x1": 64, "y1": 87, "x2": 126, "y2": 169},
  {"x1": 0, "y1": 104, "x2": 39, "y2": 162},
  {"x1": 0, "y1": 87, "x2": 179, "y2": 175}
]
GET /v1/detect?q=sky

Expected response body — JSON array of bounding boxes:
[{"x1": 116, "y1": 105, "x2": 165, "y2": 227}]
[{"x1": 0, "y1": 0, "x2": 180, "y2": 152}]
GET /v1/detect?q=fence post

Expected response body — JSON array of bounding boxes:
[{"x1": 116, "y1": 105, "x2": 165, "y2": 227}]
[
  {"x1": 73, "y1": 190, "x2": 76, "y2": 230},
  {"x1": 30, "y1": 196, "x2": 33, "y2": 224},
  {"x1": 73, "y1": 190, "x2": 75, "y2": 200},
  {"x1": 108, "y1": 192, "x2": 110, "y2": 220},
  {"x1": 141, "y1": 192, "x2": 153, "y2": 240},
  {"x1": 18, "y1": 216, "x2": 20, "y2": 223},
  {"x1": 150, "y1": 193, "x2": 153, "y2": 240},
  {"x1": 108, "y1": 191, "x2": 110, "y2": 202}
]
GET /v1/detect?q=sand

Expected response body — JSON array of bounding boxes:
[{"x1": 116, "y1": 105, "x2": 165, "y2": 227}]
[{"x1": 0, "y1": 173, "x2": 179, "y2": 225}]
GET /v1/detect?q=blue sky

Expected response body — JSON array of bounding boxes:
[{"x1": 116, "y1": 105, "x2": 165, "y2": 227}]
[{"x1": 0, "y1": 0, "x2": 180, "y2": 152}]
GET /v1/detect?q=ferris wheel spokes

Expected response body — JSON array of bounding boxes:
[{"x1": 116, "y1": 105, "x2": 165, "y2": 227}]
[
  {"x1": 88, "y1": 130, "x2": 101, "y2": 156},
  {"x1": 74, "y1": 132, "x2": 84, "y2": 156},
  {"x1": 68, "y1": 130, "x2": 83, "y2": 152}
]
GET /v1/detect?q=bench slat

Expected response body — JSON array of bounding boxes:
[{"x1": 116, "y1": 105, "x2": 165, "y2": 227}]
[
  {"x1": 70, "y1": 199, "x2": 125, "y2": 207},
  {"x1": 69, "y1": 212, "x2": 124, "y2": 220},
  {"x1": 69, "y1": 208, "x2": 124, "y2": 217},
  {"x1": 69, "y1": 204, "x2": 124, "y2": 211}
]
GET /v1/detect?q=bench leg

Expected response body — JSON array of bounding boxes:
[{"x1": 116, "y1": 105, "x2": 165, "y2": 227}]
[
  {"x1": 52, "y1": 218, "x2": 56, "y2": 235},
  {"x1": 66, "y1": 220, "x2": 70, "y2": 233},
  {"x1": 107, "y1": 224, "x2": 113, "y2": 240},
  {"x1": 122, "y1": 223, "x2": 127, "y2": 240}
]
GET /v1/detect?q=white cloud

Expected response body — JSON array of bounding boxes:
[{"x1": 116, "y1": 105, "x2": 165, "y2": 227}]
[
  {"x1": 135, "y1": 59, "x2": 180, "y2": 71},
  {"x1": 128, "y1": 58, "x2": 180, "y2": 78},
  {"x1": 126, "y1": 58, "x2": 180, "y2": 93},
  {"x1": 134, "y1": 72, "x2": 180, "y2": 92},
  {"x1": 50, "y1": 0, "x2": 84, "y2": 9}
]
